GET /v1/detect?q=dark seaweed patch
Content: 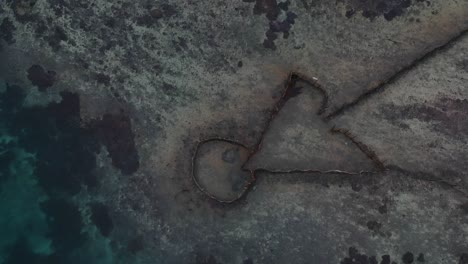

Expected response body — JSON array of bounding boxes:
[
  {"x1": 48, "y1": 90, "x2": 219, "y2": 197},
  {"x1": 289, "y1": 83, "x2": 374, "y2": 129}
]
[
  {"x1": 0, "y1": 82, "x2": 139, "y2": 262},
  {"x1": 8, "y1": 0, "x2": 38, "y2": 23},
  {"x1": 460, "y1": 253, "x2": 468, "y2": 264},
  {"x1": 366, "y1": 220, "x2": 382, "y2": 232},
  {"x1": 149, "y1": 8, "x2": 164, "y2": 20},
  {"x1": 34, "y1": 19, "x2": 48, "y2": 37},
  {"x1": 402, "y1": 252, "x2": 414, "y2": 263},
  {"x1": 127, "y1": 236, "x2": 145, "y2": 254},
  {"x1": 137, "y1": 8, "x2": 164, "y2": 25},
  {"x1": 136, "y1": 14, "x2": 159, "y2": 27},
  {"x1": 380, "y1": 255, "x2": 390, "y2": 264},
  {"x1": 268, "y1": 11, "x2": 297, "y2": 37},
  {"x1": 263, "y1": 30, "x2": 277, "y2": 50},
  {"x1": 0, "y1": 83, "x2": 25, "y2": 113},
  {"x1": 277, "y1": 0, "x2": 290, "y2": 11},
  {"x1": 340, "y1": 247, "x2": 378, "y2": 264},
  {"x1": 46, "y1": 26, "x2": 68, "y2": 51},
  {"x1": 90, "y1": 202, "x2": 114, "y2": 237},
  {"x1": 250, "y1": 0, "x2": 279, "y2": 21},
  {"x1": 4, "y1": 238, "x2": 37, "y2": 264},
  {"x1": 338, "y1": 0, "x2": 423, "y2": 21},
  {"x1": 380, "y1": 98, "x2": 468, "y2": 139},
  {"x1": 378, "y1": 203, "x2": 387, "y2": 214},
  {"x1": 283, "y1": 82, "x2": 303, "y2": 101},
  {"x1": 160, "y1": 4, "x2": 177, "y2": 17},
  {"x1": 41, "y1": 198, "x2": 86, "y2": 253},
  {"x1": 346, "y1": 9, "x2": 356, "y2": 18},
  {"x1": 12, "y1": 91, "x2": 99, "y2": 195},
  {"x1": 340, "y1": 248, "x2": 424, "y2": 264},
  {"x1": 161, "y1": 82, "x2": 178, "y2": 96},
  {"x1": 0, "y1": 18, "x2": 16, "y2": 44},
  {"x1": 0, "y1": 82, "x2": 139, "y2": 196},
  {"x1": 173, "y1": 37, "x2": 188, "y2": 52},
  {"x1": 416, "y1": 253, "x2": 425, "y2": 262},
  {"x1": 462, "y1": 59, "x2": 468, "y2": 72},
  {"x1": 195, "y1": 253, "x2": 221, "y2": 264},
  {"x1": 46, "y1": 0, "x2": 75, "y2": 17},
  {"x1": 95, "y1": 72, "x2": 111, "y2": 85},
  {"x1": 244, "y1": 0, "x2": 297, "y2": 50},
  {"x1": 461, "y1": 202, "x2": 468, "y2": 214},
  {"x1": 136, "y1": 3, "x2": 177, "y2": 26},
  {"x1": 263, "y1": 10, "x2": 297, "y2": 49},
  {"x1": 3, "y1": 237, "x2": 58, "y2": 264},
  {"x1": 222, "y1": 148, "x2": 239, "y2": 164},
  {"x1": 0, "y1": 147, "x2": 15, "y2": 184},
  {"x1": 89, "y1": 111, "x2": 140, "y2": 175},
  {"x1": 27, "y1": 64, "x2": 56, "y2": 91}
]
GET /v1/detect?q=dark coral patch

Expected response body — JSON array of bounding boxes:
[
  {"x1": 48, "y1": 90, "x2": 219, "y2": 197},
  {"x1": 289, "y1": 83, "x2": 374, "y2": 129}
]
[{"x1": 27, "y1": 64, "x2": 56, "y2": 91}]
